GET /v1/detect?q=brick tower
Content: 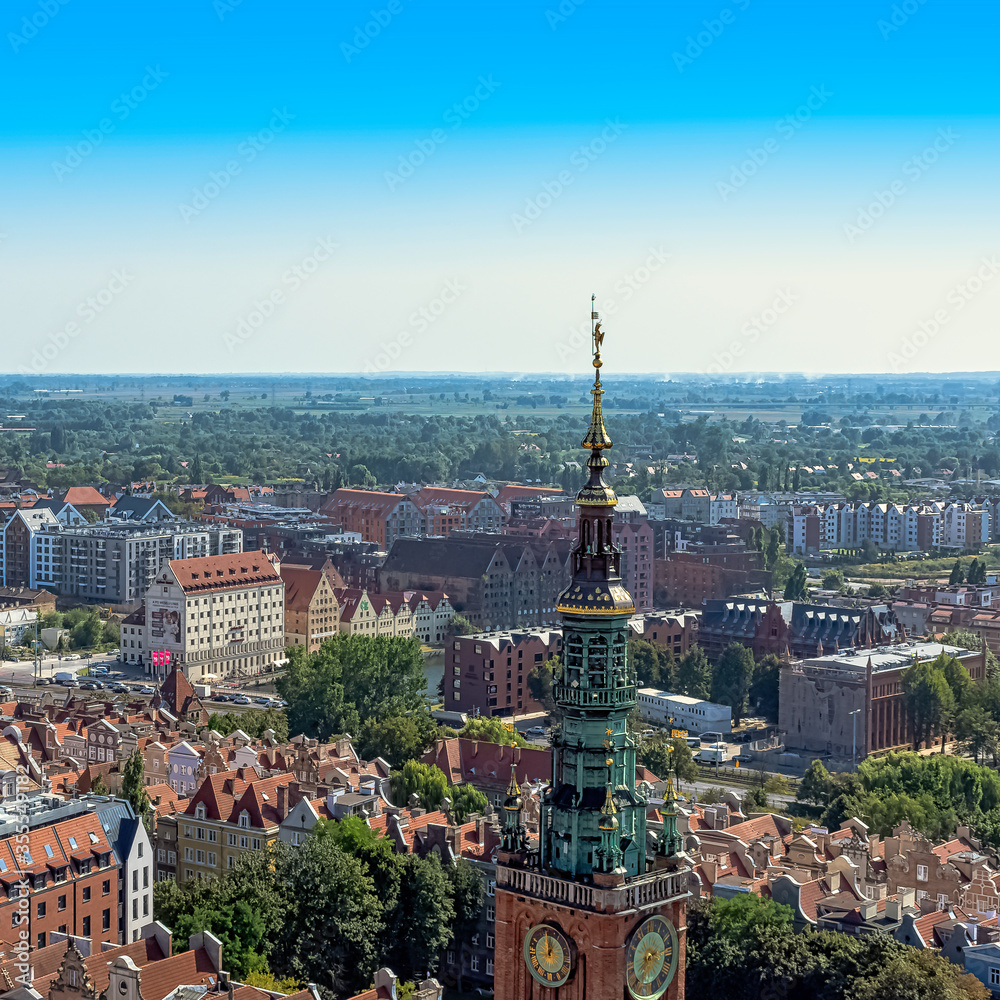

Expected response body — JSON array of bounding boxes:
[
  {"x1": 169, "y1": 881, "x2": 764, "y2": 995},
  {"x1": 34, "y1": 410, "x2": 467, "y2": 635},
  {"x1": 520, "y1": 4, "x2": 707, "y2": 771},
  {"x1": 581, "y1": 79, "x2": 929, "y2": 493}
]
[{"x1": 494, "y1": 302, "x2": 690, "y2": 1000}]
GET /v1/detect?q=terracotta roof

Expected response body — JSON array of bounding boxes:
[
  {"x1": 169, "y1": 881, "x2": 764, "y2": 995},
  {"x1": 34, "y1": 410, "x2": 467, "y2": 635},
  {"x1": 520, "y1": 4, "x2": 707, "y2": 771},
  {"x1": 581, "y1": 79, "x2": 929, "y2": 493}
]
[
  {"x1": 280, "y1": 566, "x2": 327, "y2": 612},
  {"x1": 168, "y1": 553, "x2": 281, "y2": 594},
  {"x1": 57, "y1": 486, "x2": 110, "y2": 507},
  {"x1": 185, "y1": 769, "x2": 296, "y2": 827},
  {"x1": 21, "y1": 937, "x2": 165, "y2": 995},
  {"x1": 323, "y1": 489, "x2": 410, "y2": 516}
]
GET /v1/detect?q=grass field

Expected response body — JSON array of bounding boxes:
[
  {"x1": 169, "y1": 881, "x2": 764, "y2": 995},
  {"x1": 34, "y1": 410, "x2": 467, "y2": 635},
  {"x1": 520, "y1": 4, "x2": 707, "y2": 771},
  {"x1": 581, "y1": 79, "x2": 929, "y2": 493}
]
[{"x1": 847, "y1": 548, "x2": 1000, "y2": 581}]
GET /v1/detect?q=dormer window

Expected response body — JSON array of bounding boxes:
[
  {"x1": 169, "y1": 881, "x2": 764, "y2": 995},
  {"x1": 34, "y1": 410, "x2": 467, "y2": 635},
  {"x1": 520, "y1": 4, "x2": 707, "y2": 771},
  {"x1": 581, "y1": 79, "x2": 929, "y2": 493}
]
[
  {"x1": 195, "y1": 804, "x2": 206, "y2": 820},
  {"x1": 239, "y1": 812, "x2": 249, "y2": 828}
]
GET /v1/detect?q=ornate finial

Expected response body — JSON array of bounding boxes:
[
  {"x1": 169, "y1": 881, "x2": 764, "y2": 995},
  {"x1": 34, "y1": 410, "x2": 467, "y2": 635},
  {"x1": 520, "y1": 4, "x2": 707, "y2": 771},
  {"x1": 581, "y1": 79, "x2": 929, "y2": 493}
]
[
  {"x1": 505, "y1": 763, "x2": 522, "y2": 801},
  {"x1": 581, "y1": 298, "x2": 613, "y2": 456}
]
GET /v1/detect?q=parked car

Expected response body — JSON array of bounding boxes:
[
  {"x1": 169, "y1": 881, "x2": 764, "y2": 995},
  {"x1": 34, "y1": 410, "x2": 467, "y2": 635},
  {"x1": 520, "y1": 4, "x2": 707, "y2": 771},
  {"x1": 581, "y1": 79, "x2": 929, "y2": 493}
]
[
  {"x1": 272, "y1": 699, "x2": 287, "y2": 708},
  {"x1": 108, "y1": 683, "x2": 130, "y2": 693},
  {"x1": 253, "y1": 696, "x2": 271, "y2": 705},
  {"x1": 80, "y1": 681, "x2": 100, "y2": 691},
  {"x1": 213, "y1": 692, "x2": 232, "y2": 702},
  {"x1": 90, "y1": 666, "x2": 109, "y2": 677},
  {"x1": 139, "y1": 685, "x2": 155, "y2": 695},
  {"x1": 234, "y1": 695, "x2": 251, "y2": 705},
  {"x1": 130, "y1": 684, "x2": 145, "y2": 692},
  {"x1": 525, "y1": 726, "x2": 547, "y2": 737}
]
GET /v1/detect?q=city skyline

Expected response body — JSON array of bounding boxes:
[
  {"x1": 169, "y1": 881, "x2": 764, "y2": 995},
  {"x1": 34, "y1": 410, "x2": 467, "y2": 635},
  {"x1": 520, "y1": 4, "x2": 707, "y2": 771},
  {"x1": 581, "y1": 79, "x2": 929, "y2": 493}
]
[{"x1": 3, "y1": 0, "x2": 998, "y2": 376}]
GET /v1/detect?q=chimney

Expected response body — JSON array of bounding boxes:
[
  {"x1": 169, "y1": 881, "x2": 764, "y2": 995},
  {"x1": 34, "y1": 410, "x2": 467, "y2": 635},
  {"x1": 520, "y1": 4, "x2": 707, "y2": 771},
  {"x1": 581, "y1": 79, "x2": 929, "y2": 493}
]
[
  {"x1": 860, "y1": 899, "x2": 878, "y2": 922},
  {"x1": 276, "y1": 785, "x2": 288, "y2": 820},
  {"x1": 827, "y1": 870, "x2": 841, "y2": 892},
  {"x1": 885, "y1": 896, "x2": 902, "y2": 922}
]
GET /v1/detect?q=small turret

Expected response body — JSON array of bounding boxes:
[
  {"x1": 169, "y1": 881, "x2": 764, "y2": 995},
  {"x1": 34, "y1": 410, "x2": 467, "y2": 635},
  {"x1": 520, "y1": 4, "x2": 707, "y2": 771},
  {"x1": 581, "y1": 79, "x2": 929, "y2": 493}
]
[{"x1": 500, "y1": 762, "x2": 528, "y2": 852}]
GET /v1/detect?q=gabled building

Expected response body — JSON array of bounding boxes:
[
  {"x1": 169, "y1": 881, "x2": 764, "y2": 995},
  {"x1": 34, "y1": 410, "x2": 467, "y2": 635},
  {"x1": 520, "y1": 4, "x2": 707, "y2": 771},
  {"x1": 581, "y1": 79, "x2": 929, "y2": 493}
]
[{"x1": 279, "y1": 564, "x2": 339, "y2": 652}]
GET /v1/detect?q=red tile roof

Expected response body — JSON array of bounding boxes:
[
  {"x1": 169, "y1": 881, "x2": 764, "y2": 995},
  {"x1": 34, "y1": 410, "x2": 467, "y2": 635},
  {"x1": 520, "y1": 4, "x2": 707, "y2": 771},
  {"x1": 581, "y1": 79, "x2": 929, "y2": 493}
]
[{"x1": 169, "y1": 553, "x2": 281, "y2": 594}]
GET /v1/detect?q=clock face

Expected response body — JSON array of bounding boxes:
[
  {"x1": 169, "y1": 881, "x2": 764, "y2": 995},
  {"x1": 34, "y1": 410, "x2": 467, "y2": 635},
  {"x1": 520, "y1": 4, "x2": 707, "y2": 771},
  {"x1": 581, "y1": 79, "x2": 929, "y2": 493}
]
[
  {"x1": 625, "y1": 915, "x2": 678, "y2": 1000},
  {"x1": 524, "y1": 923, "x2": 573, "y2": 987}
]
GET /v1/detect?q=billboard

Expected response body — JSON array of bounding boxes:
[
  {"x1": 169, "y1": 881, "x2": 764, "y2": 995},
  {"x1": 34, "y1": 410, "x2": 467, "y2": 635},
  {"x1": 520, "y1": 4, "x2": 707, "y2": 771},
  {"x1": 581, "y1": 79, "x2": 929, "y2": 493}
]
[{"x1": 148, "y1": 597, "x2": 183, "y2": 648}]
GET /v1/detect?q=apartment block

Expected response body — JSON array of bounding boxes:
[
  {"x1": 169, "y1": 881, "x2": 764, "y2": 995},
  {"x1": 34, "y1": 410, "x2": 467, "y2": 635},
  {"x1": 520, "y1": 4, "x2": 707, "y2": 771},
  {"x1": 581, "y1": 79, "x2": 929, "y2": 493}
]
[
  {"x1": 443, "y1": 627, "x2": 563, "y2": 716},
  {"x1": 136, "y1": 552, "x2": 284, "y2": 682},
  {"x1": 280, "y1": 564, "x2": 340, "y2": 652}
]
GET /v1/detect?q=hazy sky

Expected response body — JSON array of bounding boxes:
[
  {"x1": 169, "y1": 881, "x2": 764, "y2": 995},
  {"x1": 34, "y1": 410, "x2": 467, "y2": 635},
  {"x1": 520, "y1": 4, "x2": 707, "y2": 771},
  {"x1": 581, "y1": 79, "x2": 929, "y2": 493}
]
[{"x1": 2, "y1": 0, "x2": 998, "y2": 377}]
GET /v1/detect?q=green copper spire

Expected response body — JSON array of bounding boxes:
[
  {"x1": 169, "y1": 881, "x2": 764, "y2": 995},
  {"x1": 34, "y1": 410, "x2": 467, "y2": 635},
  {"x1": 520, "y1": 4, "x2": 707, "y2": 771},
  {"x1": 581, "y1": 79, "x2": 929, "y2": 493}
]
[
  {"x1": 501, "y1": 762, "x2": 528, "y2": 853},
  {"x1": 657, "y1": 775, "x2": 683, "y2": 859},
  {"x1": 540, "y1": 305, "x2": 647, "y2": 880}
]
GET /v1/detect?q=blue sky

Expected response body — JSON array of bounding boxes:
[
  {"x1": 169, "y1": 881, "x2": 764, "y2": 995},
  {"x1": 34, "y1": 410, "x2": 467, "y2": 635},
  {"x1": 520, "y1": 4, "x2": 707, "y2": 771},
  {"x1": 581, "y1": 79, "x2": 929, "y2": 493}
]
[{"x1": 2, "y1": 0, "x2": 998, "y2": 375}]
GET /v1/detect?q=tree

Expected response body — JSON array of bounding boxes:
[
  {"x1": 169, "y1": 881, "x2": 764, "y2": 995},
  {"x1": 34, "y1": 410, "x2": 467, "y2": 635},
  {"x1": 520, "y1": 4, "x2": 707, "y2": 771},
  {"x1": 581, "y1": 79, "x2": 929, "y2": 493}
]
[
  {"x1": 446, "y1": 615, "x2": 474, "y2": 637},
  {"x1": 637, "y1": 736, "x2": 697, "y2": 783},
  {"x1": 821, "y1": 569, "x2": 844, "y2": 591},
  {"x1": 389, "y1": 760, "x2": 485, "y2": 821},
  {"x1": 121, "y1": 748, "x2": 152, "y2": 830},
  {"x1": 459, "y1": 716, "x2": 529, "y2": 747},
  {"x1": 355, "y1": 713, "x2": 437, "y2": 769},
  {"x1": 712, "y1": 643, "x2": 755, "y2": 726},
  {"x1": 676, "y1": 646, "x2": 712, "y2": 701},
  {"x1": 783, "y1": 562, "x2": 808, "y2": 601},
  {"x1": 950, "y1": 559, "x2": 965, "y2": 585},
  {"x1": 968, "y1": 557, "x2": 988, "y2": 586},
  {"x1": 867, "y1": 582, "x2": 888, "y2": 598},
  {"x1": 90, "y1": 772, "x2": 109, "y2": 796},
  {"x1": 276, "y1": 633, "x2": 427, "y2": 740},
  {"x1": 902, "y1": 658, "x2": 955, "y2": 750},
  {"x1": 526, "y1": 656, "x2": 559, "y2": 716},
  {"x1": 764, "y1": 526, "x2": 782, "y2": 571},
  {"x1": 749, "y1": 654, "x2": 781, "y2": 721},
  {"x1": 388, "y1": 855, "x2": 455, "y2": 981},
  {"x1": 273, "y1": 837, "x2": 384, "y2": 996}
]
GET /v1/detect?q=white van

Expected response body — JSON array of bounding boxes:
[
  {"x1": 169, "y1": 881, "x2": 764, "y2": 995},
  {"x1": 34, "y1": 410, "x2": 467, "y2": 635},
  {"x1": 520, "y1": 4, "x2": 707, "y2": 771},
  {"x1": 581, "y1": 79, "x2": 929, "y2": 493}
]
[
  {"x1": 695, "y1": 744, "x2": 727, "y2": 764},
  {"x1": 54, "y1": 671, "x2": 77, "y2": 685}
]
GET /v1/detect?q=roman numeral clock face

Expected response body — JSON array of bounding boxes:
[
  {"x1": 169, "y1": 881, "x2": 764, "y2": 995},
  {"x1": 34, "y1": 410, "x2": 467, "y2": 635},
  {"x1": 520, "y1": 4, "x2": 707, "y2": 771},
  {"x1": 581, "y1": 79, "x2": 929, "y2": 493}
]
[
  {"x1": 625, "y1": 915, "x2": 678, "y2": 1000},
  {"x1": 524, "y1": 923, "x2": 573, "y2": 987}
]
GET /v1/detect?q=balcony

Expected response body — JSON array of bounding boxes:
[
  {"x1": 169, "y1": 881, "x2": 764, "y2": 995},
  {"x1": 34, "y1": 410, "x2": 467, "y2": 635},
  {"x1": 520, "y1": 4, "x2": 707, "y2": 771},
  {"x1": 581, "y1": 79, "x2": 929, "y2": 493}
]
[{"x1": 496, "y1": 864, "x2": 687, "y2": 913}]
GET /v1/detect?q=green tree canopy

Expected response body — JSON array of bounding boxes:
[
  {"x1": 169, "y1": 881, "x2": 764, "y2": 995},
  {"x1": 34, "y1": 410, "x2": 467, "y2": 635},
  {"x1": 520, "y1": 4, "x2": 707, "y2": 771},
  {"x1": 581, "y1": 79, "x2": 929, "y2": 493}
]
[
  {"x1": 276, "y1": 634, "x2": 427, "y2": 740},
  {"x1": 712, "y1": 643, "x2": 755, "y2": 727}
]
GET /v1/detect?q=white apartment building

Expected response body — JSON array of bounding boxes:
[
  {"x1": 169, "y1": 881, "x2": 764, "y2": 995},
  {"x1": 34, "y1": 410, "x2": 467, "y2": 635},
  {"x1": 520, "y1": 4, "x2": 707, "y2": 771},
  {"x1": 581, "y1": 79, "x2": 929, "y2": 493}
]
[
  {"x1": 139, "y1": 552, "x2": 285, "y2": 682},
  {"x1": 635, "y1": 689, "x2": 732, "y2": 735},
  {"x1": 13, "y1": 520, "x2": 243, "y2": 604},
  {"x1": 709, "y1": 493, "x2": 739, "y2": 524}
]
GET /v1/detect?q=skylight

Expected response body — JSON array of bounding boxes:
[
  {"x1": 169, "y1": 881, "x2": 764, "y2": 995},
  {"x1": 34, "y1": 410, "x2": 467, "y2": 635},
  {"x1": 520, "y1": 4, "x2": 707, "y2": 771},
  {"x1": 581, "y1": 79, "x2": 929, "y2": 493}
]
[
  {"x1": 68, "y1": 837, "x2": 77, "y2": 849},
  {"x1": 0, "y1": 858, "x2": 7, "y2": 872},
  {"x1": 22, "y1": 850, "x2": 31, "y2": 864},
  {"x1": 89, "y1": 832, "x2": 99, "y2": 844},
  {"x1": 44, "y1": 845, "x2": 53, "y2": 858}
]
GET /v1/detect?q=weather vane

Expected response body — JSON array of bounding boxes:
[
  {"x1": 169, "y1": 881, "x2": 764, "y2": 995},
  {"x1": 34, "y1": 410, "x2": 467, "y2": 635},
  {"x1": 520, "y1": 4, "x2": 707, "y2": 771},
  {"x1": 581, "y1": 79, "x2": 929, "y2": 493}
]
[{"x1": 591, "y1": 293, "x2": 605, "y2": 362}]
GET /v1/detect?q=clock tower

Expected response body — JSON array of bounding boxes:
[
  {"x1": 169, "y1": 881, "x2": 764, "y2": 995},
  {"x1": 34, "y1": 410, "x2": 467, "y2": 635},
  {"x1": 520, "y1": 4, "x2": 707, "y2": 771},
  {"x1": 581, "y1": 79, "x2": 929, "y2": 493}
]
[{"x1": 494, "y1": 303, "x2": 690, "y2": 1000}]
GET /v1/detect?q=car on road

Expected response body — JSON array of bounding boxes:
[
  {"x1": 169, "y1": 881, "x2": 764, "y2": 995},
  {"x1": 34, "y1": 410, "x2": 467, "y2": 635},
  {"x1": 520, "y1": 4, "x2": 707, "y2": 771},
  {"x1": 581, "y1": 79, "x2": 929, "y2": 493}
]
[
  {"x1": 131, "y1": 684, "x2": 145, "y2": 692},
  {"x1": 732, "y1": 753, "x2": 754, "y2": 764},
  {"x1": 525, "y1": 726, "x2": 547, "y2": 737},
  {"x1": 139, "y1": 685, "x2": 155, "y2": 695},
  {"x1": 108, "y1": 683, "x2": 130, "y2": 693},
  {"x1": 62, "y1": 654, "x2": 81, "y2": 661},
  {"x1": 233, "y1": 695, "x2": 251, "y2": 705}
]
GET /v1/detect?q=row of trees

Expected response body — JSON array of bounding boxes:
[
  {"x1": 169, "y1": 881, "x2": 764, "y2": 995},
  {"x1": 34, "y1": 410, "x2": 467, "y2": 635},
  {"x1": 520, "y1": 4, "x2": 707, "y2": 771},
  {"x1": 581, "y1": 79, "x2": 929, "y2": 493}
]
[
  {"x1": 797, "y1": 751, "x2": 1000, "y2": 850},
  {"x1": 688, "y1": 893, "x2": 988, "y2": 999},
  {"x1": 153, "y1": 818, "x2": 483, "y2": 999}
]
